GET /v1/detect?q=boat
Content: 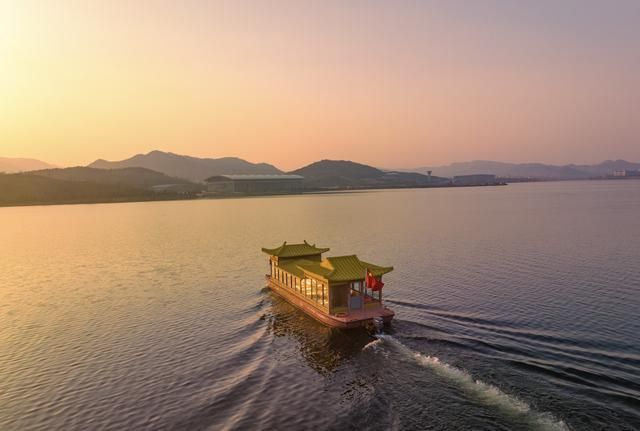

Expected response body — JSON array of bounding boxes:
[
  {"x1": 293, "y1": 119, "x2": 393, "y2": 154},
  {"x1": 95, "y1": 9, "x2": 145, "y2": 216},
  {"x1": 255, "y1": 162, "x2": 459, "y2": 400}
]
[{"x1": 262, "y1": 241, "x2": 394, "y2": 328}]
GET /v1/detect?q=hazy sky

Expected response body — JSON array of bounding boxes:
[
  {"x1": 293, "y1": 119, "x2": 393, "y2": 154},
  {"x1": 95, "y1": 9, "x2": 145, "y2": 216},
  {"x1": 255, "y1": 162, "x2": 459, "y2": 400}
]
[{"x1": 1, "y1": 1, "x2": 639, "y2": 170}]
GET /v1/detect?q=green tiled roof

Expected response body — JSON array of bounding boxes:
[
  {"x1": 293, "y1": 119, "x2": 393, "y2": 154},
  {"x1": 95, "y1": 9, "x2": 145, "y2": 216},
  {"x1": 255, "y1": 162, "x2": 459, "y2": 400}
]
[
  {"x1": 276, "y1": 254, "x2": 393, "y2": 283},
  {"x1": 319, "y1": 255, "x2": 393, "y2": 282},
  {"x1": 262, "y1": 241, "x2": 330, "y2": 258}
]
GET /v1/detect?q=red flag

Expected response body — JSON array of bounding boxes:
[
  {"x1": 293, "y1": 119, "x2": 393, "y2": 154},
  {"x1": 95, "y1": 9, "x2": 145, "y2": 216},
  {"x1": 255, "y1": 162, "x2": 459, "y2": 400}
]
[{"x1": 366, "y1": 271, "x2": 384, "y2": 291}]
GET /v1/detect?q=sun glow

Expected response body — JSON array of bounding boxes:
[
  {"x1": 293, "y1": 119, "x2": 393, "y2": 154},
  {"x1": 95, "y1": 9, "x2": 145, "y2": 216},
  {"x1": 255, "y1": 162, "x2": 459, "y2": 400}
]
[{"x1": 1, "y1": 1, "x2": 639, "y2": 168}]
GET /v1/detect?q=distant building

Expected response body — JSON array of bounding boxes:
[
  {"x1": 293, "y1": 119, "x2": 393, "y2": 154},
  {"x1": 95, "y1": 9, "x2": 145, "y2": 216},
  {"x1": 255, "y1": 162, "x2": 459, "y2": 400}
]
[
  {"x1": 204, "y1": 174, "x2": 304, "y2": 194},
  {"x1": 453, "y1": 174, "x2": 497, "y2": 186},
  {"x1": 613, "y1": 169, "x2": 640, "y2": 177}
]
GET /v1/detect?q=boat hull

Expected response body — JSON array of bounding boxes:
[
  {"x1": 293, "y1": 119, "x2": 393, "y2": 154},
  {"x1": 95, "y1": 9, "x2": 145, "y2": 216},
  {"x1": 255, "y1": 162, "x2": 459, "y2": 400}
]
[{"x1": 266, "y1": 276, "x2": 394, "y2": 329}]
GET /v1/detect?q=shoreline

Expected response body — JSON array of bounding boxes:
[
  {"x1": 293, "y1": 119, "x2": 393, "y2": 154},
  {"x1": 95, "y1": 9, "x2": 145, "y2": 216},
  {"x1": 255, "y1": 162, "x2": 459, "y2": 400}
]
[
  {"x1": 5, "y1": 177, "x2": 637, "y2": 208},
  {"x1": 0, "y1": 182, "x2": 507, "y2": 209}
]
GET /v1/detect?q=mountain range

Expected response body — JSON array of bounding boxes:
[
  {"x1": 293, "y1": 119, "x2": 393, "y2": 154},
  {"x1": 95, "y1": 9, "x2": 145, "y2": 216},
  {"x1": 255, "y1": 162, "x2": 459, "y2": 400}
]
[
  {"x1": 0, "y1": 157, "x2": 449, "y2": 206},
  {"x1": 89, "y1": 150, "x2": 281, "y2": 182},
  {"x1": 410, "y1": 160, "x2": 640, "y2": 179},
  {"x1": 0, "y1": 157, "x2": 56, "y2": 173},
  {"x1": 3, "y1": 151, "x2": 638, "y2": 181},
  {"x1": 2, "y1": 150, "x2": 639, "y2": 207},
  {"x1": 92, "y1": 151, "x2": 638, "y2": 181}
]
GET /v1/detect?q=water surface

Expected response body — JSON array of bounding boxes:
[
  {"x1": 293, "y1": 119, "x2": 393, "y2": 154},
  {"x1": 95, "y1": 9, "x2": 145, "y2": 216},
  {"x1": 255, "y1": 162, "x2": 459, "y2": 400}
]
[{"x1": 1, "y1": 181, "x2": 639, "y2": 430}]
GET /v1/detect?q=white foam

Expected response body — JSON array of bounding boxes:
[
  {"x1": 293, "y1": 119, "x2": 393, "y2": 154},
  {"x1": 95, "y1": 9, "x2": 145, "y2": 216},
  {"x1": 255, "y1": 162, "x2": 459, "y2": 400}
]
[
  {"x1": 377, "y1": 335, "x2": 569, "y2": 431},
  {"x1": 362, "y1": 339, "x2": 383, "y2": 351}
]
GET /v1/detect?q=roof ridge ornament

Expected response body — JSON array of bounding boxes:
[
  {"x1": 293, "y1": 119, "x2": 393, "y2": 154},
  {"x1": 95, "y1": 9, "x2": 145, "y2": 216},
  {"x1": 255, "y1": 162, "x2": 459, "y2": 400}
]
[{"x1": 261, "y1": 241, "x2": 330, "y2": 258}]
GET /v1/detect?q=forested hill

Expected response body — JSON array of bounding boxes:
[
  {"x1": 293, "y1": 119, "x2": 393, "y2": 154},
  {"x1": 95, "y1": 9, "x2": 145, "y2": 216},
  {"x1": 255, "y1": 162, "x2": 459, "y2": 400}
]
[
  {"x1": 0, "y1": 167, "x2": 200, "y2": 207},
  {"x1": 290, "y1": 160, "x2": 450, "y2": 189}
]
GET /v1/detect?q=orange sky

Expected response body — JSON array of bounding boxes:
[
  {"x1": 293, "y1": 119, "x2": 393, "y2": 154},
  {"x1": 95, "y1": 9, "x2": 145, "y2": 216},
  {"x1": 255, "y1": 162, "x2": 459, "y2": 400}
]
[{"x1": 1, "y1": 1, "x2": 639, "y2": 170}]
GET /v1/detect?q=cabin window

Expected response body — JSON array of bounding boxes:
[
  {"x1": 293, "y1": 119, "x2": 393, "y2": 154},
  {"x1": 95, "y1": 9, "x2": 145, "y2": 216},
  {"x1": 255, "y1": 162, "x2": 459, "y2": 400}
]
[
  {"x1": 317, "y1": 282, "x2": 327, "y2": 306},
  {"x1": 304, "y1": 278, "x2": 312, "y2": 298},
  {"x1": 313, "y1": 281, "x2": 319, "y2": 303}
]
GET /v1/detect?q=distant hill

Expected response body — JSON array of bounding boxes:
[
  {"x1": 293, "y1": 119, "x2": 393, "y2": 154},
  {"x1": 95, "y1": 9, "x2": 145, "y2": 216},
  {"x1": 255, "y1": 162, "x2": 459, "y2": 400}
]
[
  {"x1": 0, "y1": 167, "x2": 201, "y2": 207},
  {"x1": 291, "y1": 160, "x2": 449, "y2": 189},
  {"x1": 33, "y1": 167, "x2": 199, "y2": 189},
  {"x1": 410, "y1": 160, "x2": 640, "y2": 179},
  {"x1": 292, "y1": 160, "x2": 384, "y2": 180},
  {"x1": 0, "y1": 157, "x2": 56, "y2": 173},
  {"x1": 89, "y1": 150, "x2": 282, "y2": 182},
  {"x1": 0, "y1": 173, "x2": 158, "y2": 206}
]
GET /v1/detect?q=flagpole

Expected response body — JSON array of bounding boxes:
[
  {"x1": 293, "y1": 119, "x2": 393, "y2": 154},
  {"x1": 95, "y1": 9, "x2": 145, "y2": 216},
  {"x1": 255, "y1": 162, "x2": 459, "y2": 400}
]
[{"x1": 364, "y1": 268, "x2": 368, "y2": 307}]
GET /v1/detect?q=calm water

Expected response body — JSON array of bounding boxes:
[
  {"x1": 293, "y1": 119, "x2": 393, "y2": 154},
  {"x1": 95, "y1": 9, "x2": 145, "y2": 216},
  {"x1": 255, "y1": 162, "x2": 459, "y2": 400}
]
[{"x1": 1, "y1": 181, "x2": 639, "y2": 430}]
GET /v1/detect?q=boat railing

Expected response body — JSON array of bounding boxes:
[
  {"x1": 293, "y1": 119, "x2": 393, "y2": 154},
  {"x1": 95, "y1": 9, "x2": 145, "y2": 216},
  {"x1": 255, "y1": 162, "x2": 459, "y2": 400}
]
[{"x1": 268, "y1": 274, "x2": 330, "y2": 313}]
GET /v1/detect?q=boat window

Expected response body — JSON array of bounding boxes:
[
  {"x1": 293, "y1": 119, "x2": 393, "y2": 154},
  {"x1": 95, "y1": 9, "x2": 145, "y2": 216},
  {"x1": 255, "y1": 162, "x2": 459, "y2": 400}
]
[{"x1": 318, "y1": 282, "x2": 327, "y2": 306}]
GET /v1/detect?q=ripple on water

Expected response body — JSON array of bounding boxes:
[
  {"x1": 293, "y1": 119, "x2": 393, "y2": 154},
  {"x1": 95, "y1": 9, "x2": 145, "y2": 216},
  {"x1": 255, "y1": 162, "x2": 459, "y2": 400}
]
[{"x1": 1, "y1": 182, "x2": 640, "y2": 430}]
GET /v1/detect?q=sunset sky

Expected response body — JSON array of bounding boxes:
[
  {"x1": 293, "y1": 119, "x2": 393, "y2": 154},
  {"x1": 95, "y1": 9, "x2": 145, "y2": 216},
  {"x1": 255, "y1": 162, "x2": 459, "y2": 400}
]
[{"x1": 1, "y1": 0, "x2": 639, "y2": 170}]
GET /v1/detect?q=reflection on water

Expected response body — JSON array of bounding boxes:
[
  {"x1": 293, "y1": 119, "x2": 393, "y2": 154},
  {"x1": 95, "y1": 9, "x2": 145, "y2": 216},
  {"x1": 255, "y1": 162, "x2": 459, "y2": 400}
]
[{"x1": 264, "y1": 290, "x2": 374, "y2": 373}]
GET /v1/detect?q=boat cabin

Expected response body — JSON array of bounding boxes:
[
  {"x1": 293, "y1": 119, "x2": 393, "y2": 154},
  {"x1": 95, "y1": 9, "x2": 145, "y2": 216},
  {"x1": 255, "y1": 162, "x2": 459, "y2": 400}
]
[{"x1": 262, "y1": 241, "x2": 393, "y2": 326}]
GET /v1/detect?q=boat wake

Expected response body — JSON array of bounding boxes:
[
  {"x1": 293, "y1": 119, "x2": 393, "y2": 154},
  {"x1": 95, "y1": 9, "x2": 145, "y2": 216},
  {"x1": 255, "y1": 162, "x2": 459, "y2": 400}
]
[
  {"x1": 362, "y1": 338, "x2": 383, "y2": 350},
  {"x1": 375, "y1": 334, "x2": 569, "y2": 431}
]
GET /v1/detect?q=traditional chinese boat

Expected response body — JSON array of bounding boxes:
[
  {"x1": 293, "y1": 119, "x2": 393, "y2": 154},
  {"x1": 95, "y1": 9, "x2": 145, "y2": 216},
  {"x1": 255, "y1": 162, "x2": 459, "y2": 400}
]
[{"x1": 262, "y1": 241, "x2": 394, "y2": 328}]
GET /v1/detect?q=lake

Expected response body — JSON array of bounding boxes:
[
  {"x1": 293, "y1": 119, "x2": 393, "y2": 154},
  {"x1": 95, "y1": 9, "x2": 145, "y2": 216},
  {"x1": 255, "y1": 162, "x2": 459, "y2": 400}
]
[{"x1": 1, "y1": 181, "x2": 639, "y2": 430}]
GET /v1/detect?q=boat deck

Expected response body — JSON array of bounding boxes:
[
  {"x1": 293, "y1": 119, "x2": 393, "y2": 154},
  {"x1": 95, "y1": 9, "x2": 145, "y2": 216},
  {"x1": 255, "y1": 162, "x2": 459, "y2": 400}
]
[
  {"x1": 266, "y1": 275, "x2": 394, "y2": 328},
  {"x1": 331, "y1": 306, "x2": 395, "y2": 325}
]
